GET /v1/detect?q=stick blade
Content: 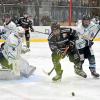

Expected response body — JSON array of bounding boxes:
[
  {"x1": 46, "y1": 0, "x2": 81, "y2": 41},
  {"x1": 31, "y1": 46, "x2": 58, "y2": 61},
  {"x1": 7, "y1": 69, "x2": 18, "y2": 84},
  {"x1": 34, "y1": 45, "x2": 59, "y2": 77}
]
[{"x1": 42, "y1": 69, "x2": 49, "y2": 75}]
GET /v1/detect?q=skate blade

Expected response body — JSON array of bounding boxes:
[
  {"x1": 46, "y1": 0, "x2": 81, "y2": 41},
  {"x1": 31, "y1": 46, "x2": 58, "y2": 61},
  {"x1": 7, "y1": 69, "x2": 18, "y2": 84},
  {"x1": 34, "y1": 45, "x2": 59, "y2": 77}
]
[
  {"x1": 52, "y1": 78, "x2": 62, "y2": 83},
  {"x1": 75, "y1": 73, "x2": 87, "y2": 78},
  {"x1": 92, "y1": 75, "x2": 100, "y2": 79}
]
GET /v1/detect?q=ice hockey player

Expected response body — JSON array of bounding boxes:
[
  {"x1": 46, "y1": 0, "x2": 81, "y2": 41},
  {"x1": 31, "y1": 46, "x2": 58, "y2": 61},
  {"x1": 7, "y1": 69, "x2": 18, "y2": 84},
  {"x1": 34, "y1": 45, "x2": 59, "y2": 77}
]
[
  {"x1": 3, "y1": 14, "x2": 17, "y2": 38},
  {"x1": 0, "y1": 26, "x2": 36, "y2": 80},
  {"x1": 76, "y1": 15, "x2": 100, "y2": 78},
  {"x1": 0, "y1": 14, "x2": 17, "y2": 49},
  {"x1": 17, "y1": 14, "x2": 34, "y2": 49},
  {"x1": 48, "y1": 22, "x2": 87, "y2": 81}
]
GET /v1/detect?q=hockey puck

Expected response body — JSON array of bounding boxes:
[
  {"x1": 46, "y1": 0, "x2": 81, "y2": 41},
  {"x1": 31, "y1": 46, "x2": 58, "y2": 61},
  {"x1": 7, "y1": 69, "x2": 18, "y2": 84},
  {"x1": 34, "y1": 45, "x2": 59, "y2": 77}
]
[{"x1": 71, "y1": 92, "x2": 75, "y2": 96}]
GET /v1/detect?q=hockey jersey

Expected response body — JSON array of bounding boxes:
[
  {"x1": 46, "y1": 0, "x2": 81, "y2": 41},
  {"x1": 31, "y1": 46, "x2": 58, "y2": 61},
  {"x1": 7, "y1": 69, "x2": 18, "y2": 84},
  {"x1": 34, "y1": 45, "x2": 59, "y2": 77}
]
[
  {"x1": 2, "y1": 33, "x2": 22, "y2": 64},
  {"x1": 3, "y1": 21, "x2": 17, "y2": 40},
  {"x1": 48, "y1": 28, "x2": 79, "y2": 53},
  {"x1": 76, "y1": 22, "x2": 100, "y2": 49}
]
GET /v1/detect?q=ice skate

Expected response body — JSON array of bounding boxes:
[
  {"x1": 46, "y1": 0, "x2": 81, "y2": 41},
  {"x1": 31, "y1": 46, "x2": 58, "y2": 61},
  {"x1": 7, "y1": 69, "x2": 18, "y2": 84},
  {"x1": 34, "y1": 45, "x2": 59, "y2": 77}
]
[
  {"x1": 74, "y1": 65, "x2": 87, "y2": 78},
  {"x1": 21, "y1": 46, "x2": 30, "y2": 54},
  {"x1": 52, "y1": 70, "x2": 63, "y2": 81},
  {"x1": 89, "y1": 67, "x2": 99, "y2": 78}
]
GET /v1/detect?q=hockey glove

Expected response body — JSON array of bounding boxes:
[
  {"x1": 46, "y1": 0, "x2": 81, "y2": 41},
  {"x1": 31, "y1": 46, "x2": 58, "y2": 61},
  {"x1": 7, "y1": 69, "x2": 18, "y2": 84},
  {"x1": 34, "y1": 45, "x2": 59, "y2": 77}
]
[
  {"x1": 30, "y1": 28, "x2": 34, "y2": 32},
  {"x1": 85, "y1": 40, "x2": 94, "y2": 47},
  {"x1": 69, "y1": 41, "x2": 75, "y2": 46},
  {"x1": 69, "y1": 41, "x2": 75, "y2": 49},
  {"x1": 1, "y1": 43, "x2": 5, "y2": 50},
  {"x1": 57, "y1": 49, "x2": 65, "y2": 58},
  {"x1": 99, "y1": 21, "x2": 100, "y2": 25},
  {"x1": 89, "y1": 40, "x2": 94, "y2": 47}
]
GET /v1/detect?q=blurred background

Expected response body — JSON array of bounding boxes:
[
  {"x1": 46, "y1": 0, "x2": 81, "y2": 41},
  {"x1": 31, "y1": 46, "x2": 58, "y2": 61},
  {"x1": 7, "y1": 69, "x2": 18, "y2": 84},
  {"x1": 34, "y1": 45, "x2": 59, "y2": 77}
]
[{"x1": 0, "y1": 0, "x2": 100, "y2": 26}]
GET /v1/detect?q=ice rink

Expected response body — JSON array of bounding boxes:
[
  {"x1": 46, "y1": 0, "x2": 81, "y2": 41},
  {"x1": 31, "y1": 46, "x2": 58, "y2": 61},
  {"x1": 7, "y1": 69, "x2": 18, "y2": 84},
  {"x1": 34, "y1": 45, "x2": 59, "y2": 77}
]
[{"x1": 0, "y1": 41, "x2": 100, "y2": 100}]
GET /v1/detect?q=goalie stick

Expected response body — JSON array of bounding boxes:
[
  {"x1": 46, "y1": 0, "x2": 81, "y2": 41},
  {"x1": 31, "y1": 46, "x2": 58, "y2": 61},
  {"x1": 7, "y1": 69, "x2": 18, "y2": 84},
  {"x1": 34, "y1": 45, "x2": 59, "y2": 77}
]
[{"x1": 42, "y1": 46, "x2": 69, "y2": 76}]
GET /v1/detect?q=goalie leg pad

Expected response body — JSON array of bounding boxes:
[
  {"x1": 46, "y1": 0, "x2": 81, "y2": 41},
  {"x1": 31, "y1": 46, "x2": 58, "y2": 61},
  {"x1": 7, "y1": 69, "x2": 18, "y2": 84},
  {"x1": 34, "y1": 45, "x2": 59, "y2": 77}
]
[
  {"x1": 19, "y1": 58, "x2": 36, "y2": 78},
  {"x1": 20, "y1": 65, "x2": 36, "y2": 78},
  {"x1": 0, "y1": 69, "x2": 20, "y2": 80}
]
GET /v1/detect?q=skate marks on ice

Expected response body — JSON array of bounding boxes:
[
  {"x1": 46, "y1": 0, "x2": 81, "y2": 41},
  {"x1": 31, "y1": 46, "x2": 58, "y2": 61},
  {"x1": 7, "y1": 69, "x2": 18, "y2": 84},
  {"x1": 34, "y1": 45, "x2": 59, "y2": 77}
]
[
  {"x1": 0, "y1": 74, "x2": 100, "y2": 100},
  {"x1": 0, "y1": 42, "x2": 100, "y2": 100},
  {"x1": 0, "y1": 65, "x2": 100, "y2": 100}
]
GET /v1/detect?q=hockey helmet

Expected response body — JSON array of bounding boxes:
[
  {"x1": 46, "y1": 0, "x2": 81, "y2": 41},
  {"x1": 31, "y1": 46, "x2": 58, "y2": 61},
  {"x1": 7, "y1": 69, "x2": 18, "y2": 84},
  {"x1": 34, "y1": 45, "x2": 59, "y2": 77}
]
[
  {"x1": 51, "y1": 22, "x2": 60, "y2": 31},
  {"x1": 82, "y1": 15, "x2": 91, "y2": 20},
  {"x1": 82, "y1": 15, "x2": 91, "y2": 28}
]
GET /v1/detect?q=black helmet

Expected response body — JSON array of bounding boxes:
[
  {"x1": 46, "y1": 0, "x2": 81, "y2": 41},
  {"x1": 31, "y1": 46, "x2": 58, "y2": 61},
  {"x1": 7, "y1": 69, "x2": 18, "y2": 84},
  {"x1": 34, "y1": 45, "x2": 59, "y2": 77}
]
[
  {"x1": 82, "y1": 15, "x2": 91, "y2": 20},
  {"x1": 51, "y1": 22, "x2": 60, "y2": 31}
]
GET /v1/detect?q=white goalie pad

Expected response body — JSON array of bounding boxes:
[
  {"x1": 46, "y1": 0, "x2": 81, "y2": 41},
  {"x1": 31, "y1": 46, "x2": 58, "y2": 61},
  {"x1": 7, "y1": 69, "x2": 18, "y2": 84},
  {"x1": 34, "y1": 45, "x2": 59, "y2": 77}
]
[
  {"x1": 21, "y1": 45, "x2": 30, "y2": 54},
  {"x1": 19, "y1": 58, "x2": 36, "y2": 78},
  {"x1": 0, "y1": 58, "x2": 36, "y2": 80},
  {"x1": 0, "y1": 69, "x2": 20, "y2": 80}
]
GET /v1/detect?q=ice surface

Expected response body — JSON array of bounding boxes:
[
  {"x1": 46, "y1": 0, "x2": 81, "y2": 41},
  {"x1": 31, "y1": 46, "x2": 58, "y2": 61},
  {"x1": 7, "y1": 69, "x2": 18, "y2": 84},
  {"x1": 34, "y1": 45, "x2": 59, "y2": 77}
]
[{"x1": 0, "y1": 41, "x2": 100, "y2": 100}]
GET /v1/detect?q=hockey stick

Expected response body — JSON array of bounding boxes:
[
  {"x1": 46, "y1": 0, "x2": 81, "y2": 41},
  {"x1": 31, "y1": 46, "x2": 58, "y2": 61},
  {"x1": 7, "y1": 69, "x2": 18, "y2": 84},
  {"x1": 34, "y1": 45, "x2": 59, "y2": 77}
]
[
  {"x1": 34, "y1": 30, "x2": 49, "y2": 35},
  {"x1": 42, "y1": 46, "x2": 69, "y2": 76},
  {"x1": 91, "y1": 28, "x2": 100, "y2": 41},
  {"x1": 42, "y1": 67, "x2": 55, "y2": 76}
]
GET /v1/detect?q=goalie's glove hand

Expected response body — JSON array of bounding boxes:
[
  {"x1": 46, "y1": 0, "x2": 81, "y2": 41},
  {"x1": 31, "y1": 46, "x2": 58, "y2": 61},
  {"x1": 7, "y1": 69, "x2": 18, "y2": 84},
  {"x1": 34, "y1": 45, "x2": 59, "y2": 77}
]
[{"x1": 57, "y1": 49, "x2": 65, "y2": 58}]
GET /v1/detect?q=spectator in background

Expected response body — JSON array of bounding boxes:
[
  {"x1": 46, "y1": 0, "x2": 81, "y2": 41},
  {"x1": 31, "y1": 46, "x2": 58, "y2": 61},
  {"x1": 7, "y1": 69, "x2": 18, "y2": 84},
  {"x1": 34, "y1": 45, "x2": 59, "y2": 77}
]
[
  {"x1": 58, "y1": 0, "x2": 68, "y2": 22},
  {"x1": 33, "y1": 15, "x2": 39, "y2": 26},
  {"x1": 41, "y1": 16, "x2": 51, "y2": 26}
]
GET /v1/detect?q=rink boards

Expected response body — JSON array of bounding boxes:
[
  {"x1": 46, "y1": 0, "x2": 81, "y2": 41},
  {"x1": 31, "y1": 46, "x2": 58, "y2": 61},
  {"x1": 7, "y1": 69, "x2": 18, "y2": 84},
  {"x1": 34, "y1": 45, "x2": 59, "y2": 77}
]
[{"x1": 0, "y1": 26, "x2": 100, "y2": 42}]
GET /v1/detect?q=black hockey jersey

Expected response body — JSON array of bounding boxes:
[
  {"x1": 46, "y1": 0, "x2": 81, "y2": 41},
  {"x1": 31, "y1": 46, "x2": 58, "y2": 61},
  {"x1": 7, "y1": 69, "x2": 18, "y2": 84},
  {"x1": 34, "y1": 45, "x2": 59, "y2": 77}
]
[
  {"x1": 18, "y1": 17, "x2": 33, "y2": 31},
  {"x1": 48, "y1": 28, "x2": 79, "y2": 53}
]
